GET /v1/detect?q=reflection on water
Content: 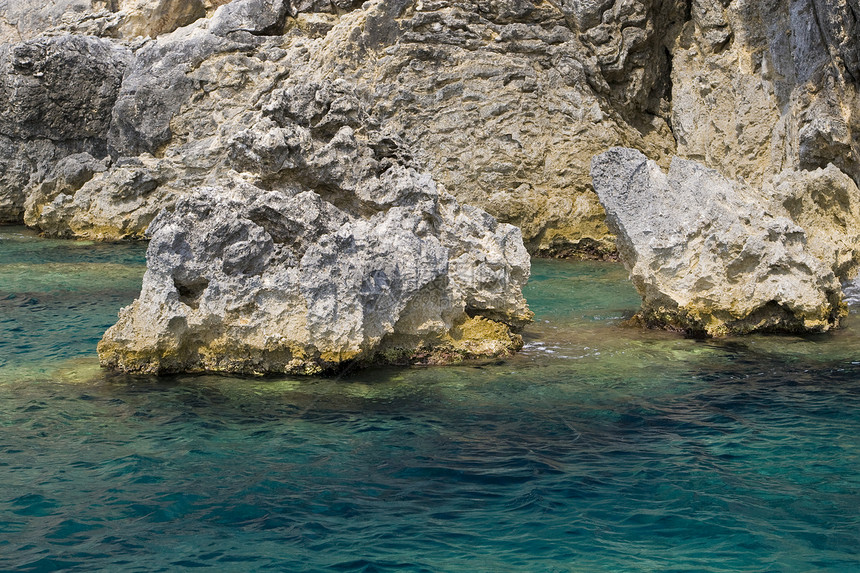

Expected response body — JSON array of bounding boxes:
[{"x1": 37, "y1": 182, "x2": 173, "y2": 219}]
[{"x1": 1, "y1": 227, "x2": 859, "y2": 572}]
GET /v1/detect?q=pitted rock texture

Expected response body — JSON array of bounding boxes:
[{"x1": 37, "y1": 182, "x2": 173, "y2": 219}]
[
  {"x1": 98, "y1": 179, "x2": 532, "y2": 375},
  {"x1": 591, "y1": 147, "x2": 846, "y2": 336},
  {"x1": 0, "y1": 34, "x2": 130, "y2": 222},
  {"x1": 4, "y1": 0, "x2": 860, "y2": 260},
  {"x1": 764, "y1": 165, "x2": 860, "y2": 281},
  {"x1": 308, "y1": 0, "x2": 681, "y2": 255},
  {"x1": 671, "y1": 0, "x2": 860, "y2": 188},
  {"x1": 3, "y1": 0, "x2": 689, "y2": 255},
  {"x1": 98, "y1": 72, "x2": 532, "y2": 374}
]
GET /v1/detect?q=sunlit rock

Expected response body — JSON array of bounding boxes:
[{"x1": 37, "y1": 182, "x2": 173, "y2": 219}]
[
  {"x1": 591, "y1": 147, "x2": 845, "y2": 336},
  {"x1": 98, "y1": 77, "x2": 532, "y2": 374}
]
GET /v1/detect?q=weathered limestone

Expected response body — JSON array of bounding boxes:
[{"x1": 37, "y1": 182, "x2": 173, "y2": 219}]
[
  {"x1": 98, "y1": 178, "x2": 532, "y2": 375},
  {"x1": 5, "y1": 0, "x2": 860, "y2": 258},
  {"x1": 97, "y1": 71, "x2": 532, "y2": 374},
  {"x1": 591, "y1": 147, "x2": 846, "y2": 336},
  {"x1": 23, "y1": 152, "x2": 179, "y2": 239},
  {"x1": 307, "y1": 0, "x2": 682, "y2": 255},
  {"x1": 672, "y1": 0, "x2": 860, "y2": 188},
  {"x1": 3, "y1": 0, "x2": 690, "y2": 255},
  {"x1": 3, "y1": 0, "x2": 860, "y2": 357},
  {"x1": 0, "y1": 34, "x2": 130, "y2": 222},
  {"x1": 765, "y1": 165, "x2": 860, "y2": 281}
]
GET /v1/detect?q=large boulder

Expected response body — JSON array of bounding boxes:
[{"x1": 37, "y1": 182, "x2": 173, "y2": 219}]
[
  {"x1": 591, "y1": 147, "x2": 846, "y2": 336},
  {"x1": 98, "y1": 75, "x2": 532, "y2": 375},
  {"x1": 97, "y1": 178, "x2": 532, "y2": 375}
]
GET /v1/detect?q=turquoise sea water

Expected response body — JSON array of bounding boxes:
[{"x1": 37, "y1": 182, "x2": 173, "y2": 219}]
[{"x1": 1, "y1": 226, "x2": 859, "y2": 572}]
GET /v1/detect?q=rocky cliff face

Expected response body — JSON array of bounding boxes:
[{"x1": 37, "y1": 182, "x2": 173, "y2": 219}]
[
  {"x1": 671, "y1": 0, "x2": 860, "y2": 188},
  {"x1": 2, "y1": 0, "x2": 860, "y2": 353},
  {"x1": 3, "y1": 0, "x2": 858, "y2": 257},
  {"x1": 0, "y1": 0, "x2": 682, "y2": 253},
  {"x1": 0, "y1": 35, "x2": 130, "y2": 222}
]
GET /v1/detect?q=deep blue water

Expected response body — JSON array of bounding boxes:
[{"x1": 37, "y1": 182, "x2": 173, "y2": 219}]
[{"x1": 1, "y1": 226, "x2": 859, "y2": 572}]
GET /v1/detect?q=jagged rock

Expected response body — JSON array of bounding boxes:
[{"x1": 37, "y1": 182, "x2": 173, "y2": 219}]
[
  {"x1": 0, "y1": 35, "x2": 129, "y2": 139},
  {"x1": 19, "y1": 2, "x2": 296, "y2": 235},
  {"x1": 308, "y1": 0, "x2": 681, "y2": 255},
  {"x1": 0, "y1": 0, "x2": 228, "y2": 44},
  {"x1": 23, "y1": 153, "x2": 179, "y2": 239},
  {"x1": 672, "y1": 0, "x2": 860, "y2": 188},
  {"x1": 98, "y1": 74, "x2": 532, "y2": 374},
  {"x1": 98, "y1": 178, "x2": 532, "y2": 374},
  {"x1": 106, "y1": 26, "x2": 240, "y2": 156},
  {"x1": 0, "y1": 34, "x2": 130, "y2": 222},
  {"x1": 591, "y1": 147, "x2": 845, "y2": 336},
  {"x1": 764, "y1": 165, "x2": 860, "y2": 281},
  {"x1": 7, "y1": 0, "x2": 860, "y2": 263},
  {"x1": 13, "y1": 0, "x2": 683, "y2": 255}
]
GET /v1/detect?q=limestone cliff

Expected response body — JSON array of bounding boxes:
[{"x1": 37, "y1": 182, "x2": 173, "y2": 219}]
[
  {"x1": 3, "y1": 0, "x2": 858, "y2": 259},
  {"x1": 1, "y1": 0, "x2": 682, "y2": 253}
]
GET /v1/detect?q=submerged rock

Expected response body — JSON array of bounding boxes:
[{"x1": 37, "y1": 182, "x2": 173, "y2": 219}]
[{"x1": 591, "y1": 147, "x2": 846, "y2": 336}]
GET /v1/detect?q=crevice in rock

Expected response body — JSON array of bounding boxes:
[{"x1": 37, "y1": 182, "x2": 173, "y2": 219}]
[
  {"x1": 663, "y1": 44, "x2": 676, "y2": 138},
  {"x1": 174, "y1": 277, "x2": 209, "y2": 309}
]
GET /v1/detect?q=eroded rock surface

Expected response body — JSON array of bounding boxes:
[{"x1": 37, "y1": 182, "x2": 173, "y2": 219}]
[
  {"x1": 591, "y1": 147, "x2": 847, "y2": 336},
  {"x1": 2, "y1": 0, "x2": 690, "y2": 254},
  {"x1": 98, "y1": 71, "x2": 532, "y2": 374},
  {"x1": 4, "y1": 0, "x2": 860, "y2": 257},
  {"x1": 672, "y1": 0, "x2": 860, "y2": 188},
  {"x1": 0, "y1": 34, "x2": 130, "y2": 222},
  {"x1": 98, "y1": 177, "x2": 532, "y2": 375},
  {"x1": 311, "y1": 0, "x2": 682, "y2": 255}
]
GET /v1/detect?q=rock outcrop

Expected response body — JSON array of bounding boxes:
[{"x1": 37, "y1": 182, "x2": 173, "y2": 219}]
[
  {"x1": 305, "y1": 0, "x2": 683, "y2": 256},
  {"x1": 3, "y1": 0, "x2": 860, "y2": 356},
  {"x1": 0, "y1": 34, "x2": 130, "y2": 222},
  {"x1": 591, "y1": 147, "x2": 849, "y2": 336},
  {"x1": 98, "y1": 175, "x2": 532, "y2": 375},
  {"x1": 97, "y1": 69, "x2": 532, "y2": 374}
]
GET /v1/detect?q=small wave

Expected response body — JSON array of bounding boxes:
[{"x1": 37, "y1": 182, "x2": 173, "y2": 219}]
[{"x1": 843, "y1": 276, "x2": 860, "y2": 308}]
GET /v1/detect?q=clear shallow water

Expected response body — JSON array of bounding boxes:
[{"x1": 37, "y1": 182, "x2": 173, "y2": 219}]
[{"x1": 1, "y1": 227, "x2": 859, "y2": 572}]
